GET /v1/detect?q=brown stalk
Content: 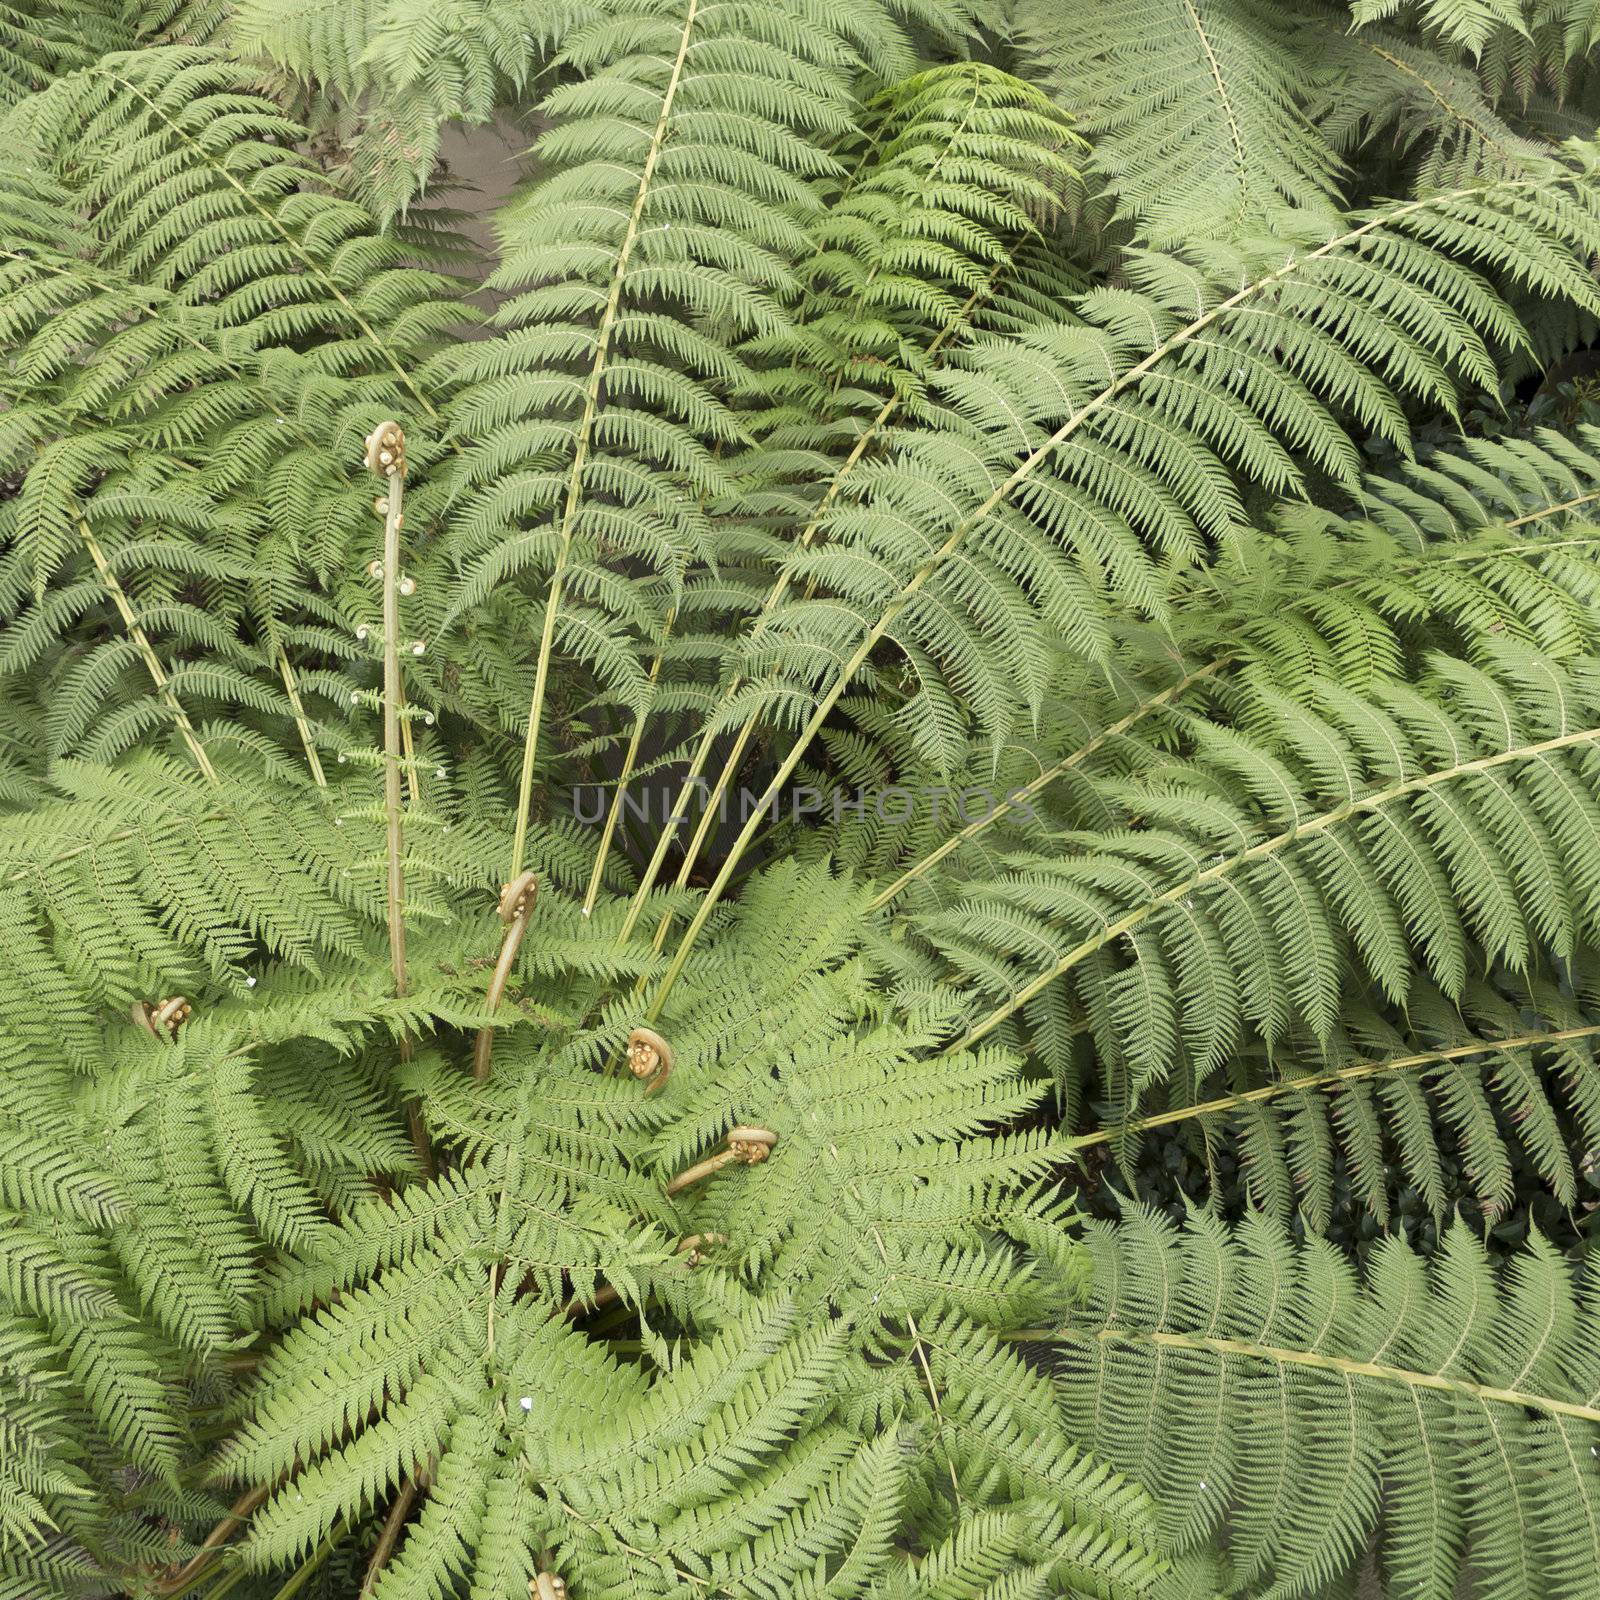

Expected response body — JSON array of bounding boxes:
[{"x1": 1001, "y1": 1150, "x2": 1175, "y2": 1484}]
[
  {"x1": 664, "y1": 1127, "x2": 776, "y2": 1197},
  {"x1": 472, "y1": 871, "x2": 539, "y2": 1080},
  {"x1": 365, "y1": 422, "x2": 433, "y2": 1177},
  {"x1": 358, "y1": 1472, "x2": 424, "y2": 1598},
  {"x1": 151, "y1": 1484, "x2": 269, "y2": 1595}
]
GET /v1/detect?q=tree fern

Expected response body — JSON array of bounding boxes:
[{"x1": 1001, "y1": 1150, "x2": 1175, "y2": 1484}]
[{"x1": 9, "y1": 9, "x2": 1600, "y2": 1600}]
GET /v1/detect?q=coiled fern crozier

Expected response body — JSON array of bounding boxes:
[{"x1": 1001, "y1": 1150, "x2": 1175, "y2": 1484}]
[{"x1": 4, "y1": 4, "x2": 1600, "y2": 1599}]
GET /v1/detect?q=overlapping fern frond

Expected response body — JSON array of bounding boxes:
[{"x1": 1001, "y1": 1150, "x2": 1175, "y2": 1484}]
[
  {"x1": 1051, "y1": 1205, "x2": 1600, "y2": 1600},
  {"x1": 1071, "y1": 969, "x2": 1600, "y2": 1232},
  {"x1": 687, "y1": 157, "x2": 1600, "y2": 839},
  {"x1": 1015, "y1": 0, "x2": 1343, "y2": 245},
  {"x1": 920, "y1": 635, "x2": 1600, "y2": 1090},
  {"x1": 425, "y1": 0, "x2": 867, "y2": 752},
  {"x1": 0, "y1": 747, "x2": 1166, "y2": 1600},
  {"x1": 9, "y1": 6, "x2": 1600, "y2": 1599},
  {"x1": 213, "y1": 864, "x2": 1167, "y2": 1600},
  {"x1": 0, "y1": 47, "x2": 471, "y2": 787},
  {"x1": 0, "y1": 0, "x2": 132, "y2": 106},
  {"x1": 1317, "y1": 27, "x2": 1556, "y2": 188}
]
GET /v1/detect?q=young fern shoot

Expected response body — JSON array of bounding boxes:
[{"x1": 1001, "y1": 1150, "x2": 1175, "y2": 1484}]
[{"x1": 365, "y1": 421, "x2": 432, "y2": 1174}]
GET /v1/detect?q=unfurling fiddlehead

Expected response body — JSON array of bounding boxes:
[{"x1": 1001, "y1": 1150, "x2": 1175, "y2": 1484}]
[
  {"x1": 131, "y1": 996, "x2": 191, "y2": 1040},
  {"x1": 625, "y1": 1025, "x2": 672, "y2": 1094},
  {"x1": 472, "y1": 870, "x2": 539, "y2": 1080},
  {"x1": 365, "y1": 420, "x2": 432, "y2": 1176},
  {"x1": 664, "y1": 1126, "x2": 778, "y2": 1197}
]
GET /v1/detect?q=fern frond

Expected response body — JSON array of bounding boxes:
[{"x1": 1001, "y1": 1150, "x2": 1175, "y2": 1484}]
[
  {"x1": 924, "y1": 640, "x2": 1600, "y2": 1102},
  {"x1": 0, "y1": 52, "x2": 472, "y2": 777},
  {"x1": 0, "y1": 1, "x2": 131, "y2": 106},
  {"x1": 1319, "y1": 29, "x2": 1555, "y2": 189},
  {"x1": 1350, "y1": 0, "x2": 1533, "y2": 60},
  {"x1": 1074, "y1": 969, "x2": 1600, "y2": 1231},
  {"x1": 1017, "y1": 0, "x2": 1344, "y2": 245},
  {"x1": 214, "y1": 859, "x2": 1167, "y2": 1600},
  {"x1": 648, "y1": 156, "x2": 1600, "y2": 1014},
  {"x1": 1049, "y1": 1205, "x2": 1600, "y2": 1600}
]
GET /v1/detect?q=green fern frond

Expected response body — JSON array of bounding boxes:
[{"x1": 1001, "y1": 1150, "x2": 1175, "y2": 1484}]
[
  {"x1": 1049, "y1": 1205, "x2": 1600, "y2": 1600},
  {"x1": 1350, "y1": 0, "x2": 1532, "y2": 60},
  {"x1": 0, "y1": 1, "x2": 131, "y2": 106},
  {"x1": 680, "y1": 160, "x2": 1600, "y2": 878},
  {"x1": 1318, "y1": 28, "x2": 1554, "y2": 188},
  {"x1": 1073, "y1": 969, "x2": 1600, "y2": 1231},
  {"x1": 922, "y1": 640, "x2": 1600, "y2": 1097},
  {"x1": 1017, "y1": 0, "x2": 1344, "y2": 245}
]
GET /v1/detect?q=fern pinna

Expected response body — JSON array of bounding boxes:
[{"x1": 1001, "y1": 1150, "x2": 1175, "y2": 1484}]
[{"x1": 4, "y1": 4, "x2": 1600, "y2": 1600}]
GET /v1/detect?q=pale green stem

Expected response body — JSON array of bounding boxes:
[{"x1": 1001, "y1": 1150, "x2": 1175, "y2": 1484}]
[
  {"x1": 644, "y1": 174, "x2": 1558, "y2": 1016},
  {"x1": 1010, "y1": 1323, "x2": 1600, "y2": 1427},
  {"x1": 642, "y1": 716, "x2": 757, "y2": 961},
  {"x1": 1505, "y1": 489, "x2": 1600, "y2": 527},
  {"x1": 630, "y1": 501, "x2": 1600, "y2": 945},
  {"x1": 80, "y1": 522, "x2": 219, "y2": 784},
  {"x1": 276, "y1": 648, "x2": 327, "y2": 787},
  {"x1": 1181, "y1": 0, "x2": 1248, "y2": 223},
  {"x1": 616, "y1": 716, "x2": 724, "y2": 944},
  {"x1": 643, "y1": 526, "x2": 970, "y2": 1018},
  {"x1": 381, "y1": 478, "x2": 408, "y2": 1004},
  {"x1": 946, "y1": 723, "x2": 1600, "y2": 1054},
  {"x1": 583, "y1": 608, "x2": 675, "y2": 916},
  {"x1": 12, "y1": 246, "x2": 368, "y2": 797},
  {"x1": 1067, "y1": 1022, "x2": 1600, "y2": 1149},
  {"x1": 1360, "y1": 41, "x2": 1527, "y2": 170},
  {"x1": 375, "y1": 450, "x2": 432, "y2": 1174},
  {"x1": 613, "y1": 72, "x2": 1040, "y2": 944},
  {"x1": 192, "y1": 1567, "x2": 249, "y2": 1600},
  {"x1": 622, "y1": 283, "x2": 996, "y2": 950},
  {"x1": 868, "y1": 662, "x2": 1224, "y2": 911},
  {"x1": 626, "y1": 86, "x2": 1017, "y2": 948},
  {"x1": 507, "y1": 0, "x2": 700, "y2": 883},
  {"x1": 860, "y1": 1196, "x2": 963, "y2": 1504}
]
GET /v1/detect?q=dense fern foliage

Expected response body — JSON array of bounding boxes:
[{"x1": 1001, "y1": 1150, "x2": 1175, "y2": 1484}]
[{"x1": 4, "y1": 4, "x2": 1600, "y2": 1600}]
